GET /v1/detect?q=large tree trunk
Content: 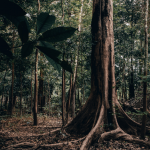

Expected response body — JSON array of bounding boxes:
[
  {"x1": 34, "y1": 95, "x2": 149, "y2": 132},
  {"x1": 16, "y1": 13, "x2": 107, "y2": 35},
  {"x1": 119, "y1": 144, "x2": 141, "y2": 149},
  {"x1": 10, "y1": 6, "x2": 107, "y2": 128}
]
[
  {"x1": 65, "y1": 0, "x2": 150, "y2": 149},
  {"x1": 66, "y1": 0, "x2": 116, "y2": 136}
]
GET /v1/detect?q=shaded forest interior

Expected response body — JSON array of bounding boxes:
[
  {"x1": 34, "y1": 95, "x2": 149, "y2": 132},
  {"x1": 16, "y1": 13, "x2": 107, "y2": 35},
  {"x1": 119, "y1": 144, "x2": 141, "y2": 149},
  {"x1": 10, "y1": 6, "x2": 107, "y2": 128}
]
[{"x1": 0, "y1": 0, "x2": 150, "y2": 149}]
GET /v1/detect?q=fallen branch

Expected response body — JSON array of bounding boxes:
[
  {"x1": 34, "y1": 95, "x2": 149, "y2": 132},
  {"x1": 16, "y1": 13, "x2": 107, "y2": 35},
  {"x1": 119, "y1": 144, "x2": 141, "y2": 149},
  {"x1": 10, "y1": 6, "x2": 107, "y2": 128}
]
[
  {"x1": 1, "y1": 142, "x2": 37, "y2": 150},
  {"x1": 39, "y1": 137, "x2": 86, "y2": 148}
]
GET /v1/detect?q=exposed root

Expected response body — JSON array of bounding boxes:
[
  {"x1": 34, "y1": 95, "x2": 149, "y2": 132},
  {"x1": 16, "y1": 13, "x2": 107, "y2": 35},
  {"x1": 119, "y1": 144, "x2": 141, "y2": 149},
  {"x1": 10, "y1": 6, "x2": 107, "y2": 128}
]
[
  {"x1": 80, "y1": 103, "x2": 105, "y2": 150},
  {"x1": 116, "y1": 100, "x2": 150, "y2": 135},
  {"x1": 65, "y1": 94, "x2": 100, "y2": 135},
  {"x1": 100, "y1": 127, "x2": 132, "y2": 140},
  {"x1": 101, "y1": 127, "x2": 150, "y2": 148}
]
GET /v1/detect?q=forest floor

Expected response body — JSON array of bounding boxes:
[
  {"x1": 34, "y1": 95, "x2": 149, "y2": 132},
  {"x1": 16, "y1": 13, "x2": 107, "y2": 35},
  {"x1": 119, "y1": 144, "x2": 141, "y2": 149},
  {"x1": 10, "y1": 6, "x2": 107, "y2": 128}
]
[{"x1": 0, "y1": 114, "x2": 150, "y2": 150}]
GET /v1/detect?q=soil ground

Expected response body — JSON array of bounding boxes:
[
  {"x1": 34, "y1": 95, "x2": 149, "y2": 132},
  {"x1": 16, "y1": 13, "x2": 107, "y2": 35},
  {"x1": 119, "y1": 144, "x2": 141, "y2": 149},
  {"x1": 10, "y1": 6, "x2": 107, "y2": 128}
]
[{"x1": 0, "y1": 114, "x2": 150, "y2": 150}]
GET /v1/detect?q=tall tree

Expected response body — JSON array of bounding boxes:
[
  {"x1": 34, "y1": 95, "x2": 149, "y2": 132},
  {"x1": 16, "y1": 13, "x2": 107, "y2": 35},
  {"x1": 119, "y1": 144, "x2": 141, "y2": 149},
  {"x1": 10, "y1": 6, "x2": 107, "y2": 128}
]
[
  {"x1": 61, "y1": 0, "x2": 66, "y2": 126},
  {"x1": 141, "y1": 0, "x2": 148, "y2": 139},
  {"x1": 65, "y1": 0, "x2": 150, "y2": 149},
  {"x1": 33, "y1": 0, "x2": 40, "y2": 125},
  {"x1": 10, "y1": 25, "x2": 15, "y2": 116}
]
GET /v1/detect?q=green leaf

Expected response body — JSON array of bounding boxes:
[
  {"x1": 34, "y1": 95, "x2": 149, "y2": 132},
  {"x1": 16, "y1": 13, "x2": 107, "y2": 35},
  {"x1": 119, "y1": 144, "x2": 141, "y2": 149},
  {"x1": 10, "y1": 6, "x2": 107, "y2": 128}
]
[
  {"x1": 21, "y1": 41, "x2": 34, "y2": 58},
  {"x1": 45, "y1": 54, "x2": 61, "y2": 73},
  {"x1": 5, "y1": 16, "x2": 30, "y2": 43},
  {"x1": 37, "y1": 13, "x2": 55, "y2": 35},
  {"x1": 37, "y1": 42, "x2": 61, "y2": 58},
  {"x1": 37, "y1": 45, "x2": 61, "y2": 58},
  {"x1": 0, "y1": 1, "x2": 26, "y2": 16},
  {"x1": 38, "y1": 27, "x2": 77, "y2": 42},
  {"x1": 18, "y1": 21, "x2": 29, "y2": 43},
  {"x1": 0, "y1": 36, "x2": 13, "y2": 58},
  {"x1": 60, "y1": 61, "x2": 73, "y2": 73}
]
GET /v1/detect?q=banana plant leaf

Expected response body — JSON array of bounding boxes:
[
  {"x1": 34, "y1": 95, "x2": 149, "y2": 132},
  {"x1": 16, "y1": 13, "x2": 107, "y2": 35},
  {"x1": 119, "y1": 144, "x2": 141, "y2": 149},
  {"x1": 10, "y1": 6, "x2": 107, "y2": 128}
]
[
  {"x1": 21, "y1": 41, "x2": 34, "y2": 58},
  {"x1": 0, "y1": 1, "x2": 26, "y2": 16},
  {"x1": 38, "y1": 27, "x2": 77, "y2": 42},
  {"x1": 37, "y1": 13, "x2": 55, "y2": 35},
  {"x1": 0, "y1": 36, "x2": 13, "y2": 58},
  {"x1": 6, "y1": 16, "x2": 30, "y2": 44}
]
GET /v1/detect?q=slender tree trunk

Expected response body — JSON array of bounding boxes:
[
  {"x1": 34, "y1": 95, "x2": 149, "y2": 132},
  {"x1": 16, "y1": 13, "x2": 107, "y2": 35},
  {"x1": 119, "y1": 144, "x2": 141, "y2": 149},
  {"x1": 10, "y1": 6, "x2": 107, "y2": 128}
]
[
  {"x1": 48, "y1": 82, "x2": 51, "y2": 116},
  {"x1": 140, "y1": 34, "x2": 143, "y2": 82},
  {"x1": 141, "y1": 0, "x2": 148, "y2": 139},
  {"x1": 20, "y1": 72, "x2": 22, "y2": 116},
  {"x1": 4, "y1": 93, "x2": 8, "y2": 110},
  {"x1": 129, "y1": 6, "x2": 135, "y2": 100},
  {"x1": 13, "y1": 94, "x2": 16, "y2": 112},
  {"x1": 71, "y1": 56, "x2": 78, "y2": 118},
  {"x1": 71, "y1": 0, "x2": 83, "y2": 118},
  {"x1": 31, "y1": 67, "x2": 33, "y2": 113},
  {"x1": 10, "y1": 26, "x2": 15, "y2": 116},
  {"x1": 33, "y1": 0, "x2": 40, "y2": 125},
  {"x1": 62, "y1": 52, "x2": 66, "y2": 125},
  {"x1": 83, "y1": 80, "x2": 85, "y2": 103},
  {"x1": 1, "y1": 70, "x2": 7, "y2": 110},
  {"x1": 34, "y1": 48, "x2": 38, "y2": 125},
  {"x1": 39, "y1": 60, "x2": 44, "y2": 112},
  {"x1": 5, "y1": 97, "x2": 8, "y2": 110},
  {"x1": 61, "y1": 0, "x2": 66, "y2": 126},
  {"x1": 122, "y1": 57, "x2": 125, "y2": 102},
  {"x1": 71, "y1": 84, "x2": 76, "y2": 118},
  {"x1": 1, "y1": 91, "x2": 3, "y2": 110},
  {"x1": 66, "y1": 72, "x2": 72, "y2": 123},
  {"x1": 77, "y1": 88, "x2": 81, "y2": 108}
]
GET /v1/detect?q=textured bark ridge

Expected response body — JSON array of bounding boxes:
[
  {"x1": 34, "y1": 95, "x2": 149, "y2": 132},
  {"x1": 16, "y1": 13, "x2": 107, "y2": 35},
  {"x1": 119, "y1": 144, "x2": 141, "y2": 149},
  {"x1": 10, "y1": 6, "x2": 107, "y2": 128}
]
[{"x1": 64, "y1": 0, "x2": 150, "y2": 149}]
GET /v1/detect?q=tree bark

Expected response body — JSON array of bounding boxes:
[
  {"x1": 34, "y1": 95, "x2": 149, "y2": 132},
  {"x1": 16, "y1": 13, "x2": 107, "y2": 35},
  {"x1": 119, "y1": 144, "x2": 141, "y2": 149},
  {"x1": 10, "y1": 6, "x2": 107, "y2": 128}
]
[
  {"x1": 66, "y1": 0, "x2": 116, "y2": 135},
  {"x1": 66, "y1": 72, "x2": 72, "y2": 123},
  {"x1": 38, "y1": 58, "x2": 44, "y2": 112},
  {"x1": 61, "y1": 0, "x2": 66, "y2": 126},
  {"x1": 65, "y1": 0, "x2": 150, "y2": 149},
  {"x1": 20, "y1": 72, "x2": 22, "y2": 116},
  {"x1": 1, "y1": 70, "x2": 7, "y2": 110},
  {"x1": 48, "y1": 82, "x2": 51, "y2": 116},
  {"x1": 34, "y1": 48, "x2": 38, "y2": 125},
  {"x1": 62, "y1": 52, "x2": 66, "y2": 126},
  {"x1": 33, "y1": 0, "x2": 40, "y2": 125},
  {"x1": 31, "y1": 67, "x2": 33, "y2": 114},
  {"x1": 10, "y1": 25, "x2": 15, "y2": 116},
  {"x1": 129, "y1": 6, "x2": 135, "y2": 100},
  {"x1": 4, "y1": 95, "x2": 8, "y2": 110},
  {"x1": 141, "y1": 0, "x2": 148, "y2": 139}
]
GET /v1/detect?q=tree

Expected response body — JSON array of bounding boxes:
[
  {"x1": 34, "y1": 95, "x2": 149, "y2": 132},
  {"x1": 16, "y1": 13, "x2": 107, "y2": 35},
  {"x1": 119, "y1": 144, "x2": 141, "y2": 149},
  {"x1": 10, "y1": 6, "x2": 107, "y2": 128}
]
[
  {"x1": 141, "y1": 0, "x2": 148, "y2": 139},
  {"x1": 65, "y1": 0, "x2": 150, "y2": 149},
  {"x1": 20, "y1": 6, "x2": 76, "y2": 125}
]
